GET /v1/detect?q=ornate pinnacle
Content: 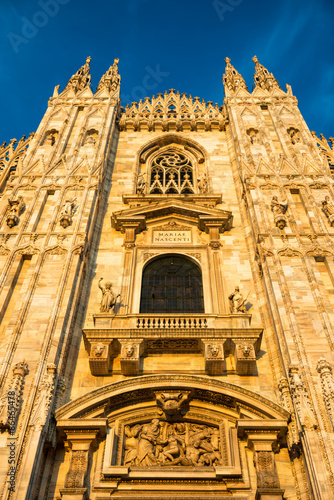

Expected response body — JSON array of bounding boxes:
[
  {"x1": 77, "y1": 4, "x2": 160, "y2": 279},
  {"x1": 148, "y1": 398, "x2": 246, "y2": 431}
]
[
  {"x1": 252, "y1": 55, "x2": 281, "y2": 92},
  {"x1": 64, "y1": 56, "x2": 92, "y2": 93},
  {"x1": 96, "y1": 58, "x2": 121, "y2": 94},
  {"x1": 223, "y1": 57, "x2": 248, "y2": 93}
]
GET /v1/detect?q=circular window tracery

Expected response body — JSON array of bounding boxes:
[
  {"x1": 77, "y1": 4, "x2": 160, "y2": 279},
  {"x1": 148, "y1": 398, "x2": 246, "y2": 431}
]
[{"x1": 149, "y1": 152, "x2": 194, "y2": 194}]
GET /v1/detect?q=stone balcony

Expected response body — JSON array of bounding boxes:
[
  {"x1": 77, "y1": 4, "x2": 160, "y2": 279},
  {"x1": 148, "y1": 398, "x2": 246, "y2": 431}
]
[{"x1": 84, "y1": 313, "x2": 262, "y2": 377}]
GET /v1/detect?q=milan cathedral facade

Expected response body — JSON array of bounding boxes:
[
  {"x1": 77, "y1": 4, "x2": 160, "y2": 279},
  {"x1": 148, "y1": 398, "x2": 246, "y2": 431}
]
[{"x1": 0, "y1": 55, "x2": 334, "y2": 499}]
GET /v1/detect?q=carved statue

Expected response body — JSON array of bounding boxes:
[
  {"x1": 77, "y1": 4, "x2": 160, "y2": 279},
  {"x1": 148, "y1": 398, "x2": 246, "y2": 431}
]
[
  {"x1": 45, "y1": 133, "x2": 56, "y2": 147},
  {"x1": 6, "y1": 196, "x2": 25, "y2": 228},
  {"x1": 85, "y1": 133, "x2": 97, "y2": 145},
  {"x1": 197, "y1": 173, "x2": 208, "y2": 194},
  {"x1": 289, "y1": 128, "x2": 302, "y2": 144},
  {"x1": 271, "y1": 196, "x2": 288, "y2": 216},
  {"x1": 61, "y1": 198, "x2": 77, "y2": 217},
  {"x1": 248, "y1": 129, "x2": 260, "y2": 144},
  {"x1": 322, "y1": 196, "x2": 334, "y2": 217},
  {"x1": 228, "y1": 286, "x2": 247, "y2": 314},
  {"x1": 59, "y1": 197, "x2": 77, "y2": 229},
  {"x1": 98, "y1": 278, "x2": 120, "y2": 313},
  {"x1": 137, "y1": 175, "x2": 146, "y2": 195}
]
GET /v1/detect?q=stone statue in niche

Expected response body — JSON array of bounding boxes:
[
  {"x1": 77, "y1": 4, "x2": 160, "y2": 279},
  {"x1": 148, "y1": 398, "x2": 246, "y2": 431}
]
[
  {"x1": 44, "y1": 131, "x2": 57, "y2": 147},
  {"x1": 98, "y1": 278, "x2": 120, "y2": 313},
  {"x1": 6, "y1": 196, "x2": 25, "y2": 228},
  {"x1": 248, "y1": 129, "x2": 260, "y2": 145},
  {"x1": 136, "y1": 175, "x2": 146, "y2": 194},
  {"x1": 322, "y1": 196, "x2": 334, "y2": 227},
  {"x1": 122, "y1": 420, "x2": 224, "y2": 467},
  {"x1": 288, "y1": 128, "x2": 302, "y2": 145},
  {"x1": 271, "y1": 195, "x2": 288, "y2": 230},
  {"x1": 228, "y1": 286, "x2": 248, "y2": 314},
  {"x1": 59, "y1": 197, "x2": 77, "y2": 229},
  {"x1": 197, "y1": 173, "x2": 208, "y2": 194},
  {"x1": 85, "y1": 131, "x2": 97, "y2": 145}
]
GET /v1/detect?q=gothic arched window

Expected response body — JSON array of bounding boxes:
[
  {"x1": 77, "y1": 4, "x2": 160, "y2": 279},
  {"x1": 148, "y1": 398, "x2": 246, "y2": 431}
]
[
  {"x1": 140, "y1": 255, "x2": 204, "y2": 313},
  {"x1": 149, "y1": 152, "x2": 194, "y2": 194}
]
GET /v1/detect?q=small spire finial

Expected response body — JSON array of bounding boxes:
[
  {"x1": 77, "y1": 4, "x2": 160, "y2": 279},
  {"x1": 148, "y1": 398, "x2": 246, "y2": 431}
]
[
  {"x1": 223, "y1": 57, "x2": 248, "y2": 94},
  {"x1": 252, "y1": 55, "x2": 281, "y2": 92}
]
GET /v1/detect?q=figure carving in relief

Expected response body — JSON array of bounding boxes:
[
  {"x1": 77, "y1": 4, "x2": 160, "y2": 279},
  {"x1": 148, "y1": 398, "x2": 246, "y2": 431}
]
[
  {"x1": 228, "y1": 286, "x2": 247, "y2": 313},
  {"x1": 124, "y1": 424, "x2": 142, "y2": 466},
  {"x1": 123, "y1": 344, "x2": 135, "y2": 357},
  {"x1": 137, "y1": 419, "x2": 161, "y2": 466},
  {"x1": 122, "y1": 420, "x2": 223, "y2": 467},
  {"x1": 6, "y1": 196, "x2": 25, "y2": 228},
  {"x1": 98, "y1": 278, "x2": 120, "y2": 313},
  {"x1": 197, "y1": 173, "x2": 208, "y2": 194},
  {"x1": 160, "y1": 429, "x2": 185, "y2": 463},
  {"x1": 137, "y1": 175, "x2": 146, "y2": 195}
]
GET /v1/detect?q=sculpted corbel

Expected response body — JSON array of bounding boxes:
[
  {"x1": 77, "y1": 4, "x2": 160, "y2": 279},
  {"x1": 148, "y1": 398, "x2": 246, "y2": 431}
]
[
  {"x1": 201, "y1": 340, "x2": 224, "y2": 375},
  {"x1": 89, "y1": 342, "x2": 111, "y2": 376},
  {"x1": 119, "y1": 339, "x2": 144, "y2": 376}
]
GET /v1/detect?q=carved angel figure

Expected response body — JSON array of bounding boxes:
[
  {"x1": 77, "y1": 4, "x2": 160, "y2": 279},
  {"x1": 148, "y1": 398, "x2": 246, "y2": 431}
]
[
  {"x1": 98, "y1": 278, "x2": 119, "y2": 313},
  {"x1": 271, "y1": 196, "x2": 288, "y2": 216},
  {"x1": 228, "y1": 286, "x2": 247, "y2": 314}
]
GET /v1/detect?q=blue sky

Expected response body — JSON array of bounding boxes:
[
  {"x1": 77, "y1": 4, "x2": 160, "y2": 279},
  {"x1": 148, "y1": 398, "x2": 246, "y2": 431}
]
[{"x1": 1, "y1": 0, "x2": 334, "y2": 142}]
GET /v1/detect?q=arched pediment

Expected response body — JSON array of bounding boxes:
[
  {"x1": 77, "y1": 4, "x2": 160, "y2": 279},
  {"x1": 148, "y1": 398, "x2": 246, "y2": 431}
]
[{"x1": 56, "y1": 374, "x2": 289, "y2": 421}]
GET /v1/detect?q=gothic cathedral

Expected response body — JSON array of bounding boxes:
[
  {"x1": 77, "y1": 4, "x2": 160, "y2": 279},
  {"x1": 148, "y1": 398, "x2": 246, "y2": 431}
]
[{"x1": 0, "y1": 55, "x2": 334, "y2": 500}]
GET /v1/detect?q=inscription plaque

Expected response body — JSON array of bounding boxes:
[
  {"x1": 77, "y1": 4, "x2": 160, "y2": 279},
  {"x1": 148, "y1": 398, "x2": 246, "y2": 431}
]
[{"x1": 153, "y1": 231, "x2": 191, "y2": 243}]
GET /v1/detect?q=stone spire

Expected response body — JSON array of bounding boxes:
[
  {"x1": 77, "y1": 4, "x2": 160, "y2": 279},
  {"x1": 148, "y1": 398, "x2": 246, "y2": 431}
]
[
  {"x1": 64, "y1": 56, "x2": 92, "y2": 93},
  {"x1": 252, "y1": 55, "x2": 281, "y2": 92},
  {"x1": 96, "y1": 57, "x2": 121, "y2": 94},
  {"x1": 223, "y1": 57, "x2": 248, "y2": 93}
]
